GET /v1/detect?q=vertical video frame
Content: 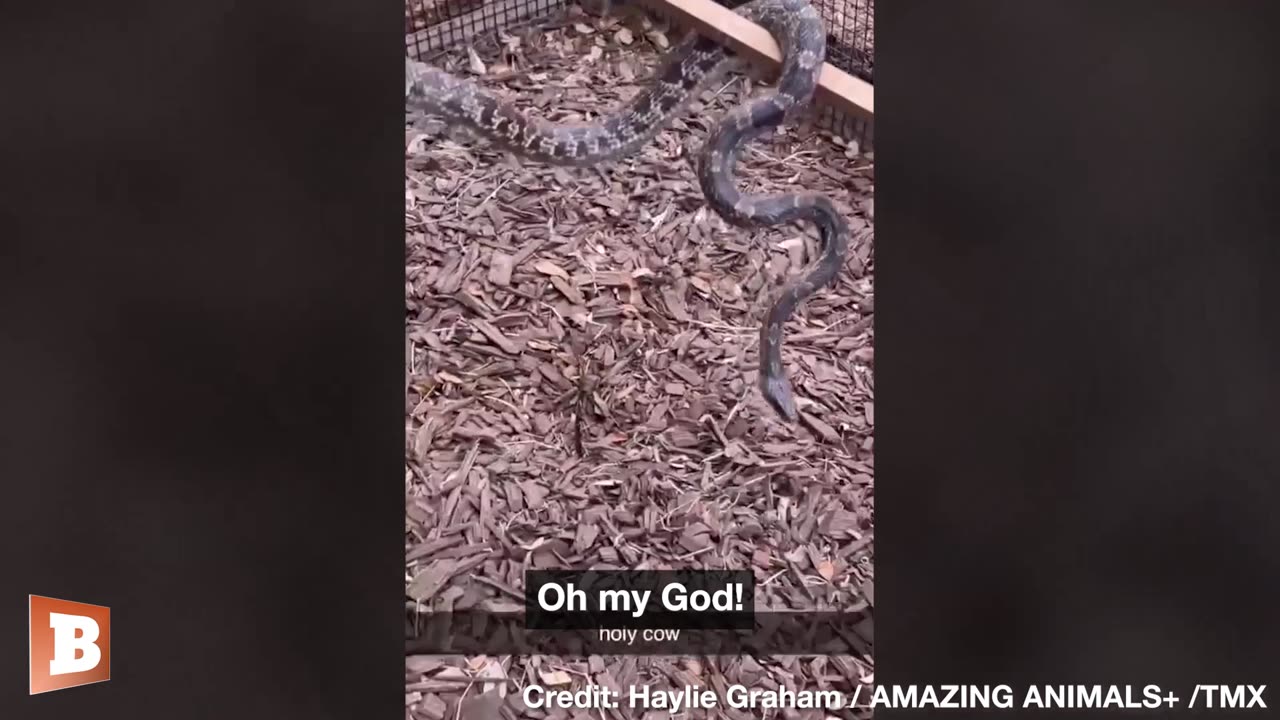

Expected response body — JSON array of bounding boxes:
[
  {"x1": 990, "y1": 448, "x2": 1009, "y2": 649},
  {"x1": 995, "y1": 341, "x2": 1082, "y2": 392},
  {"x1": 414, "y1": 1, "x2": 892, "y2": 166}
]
[{"x1": 406, "y1": 0, "x2": 874, "y2": 715}]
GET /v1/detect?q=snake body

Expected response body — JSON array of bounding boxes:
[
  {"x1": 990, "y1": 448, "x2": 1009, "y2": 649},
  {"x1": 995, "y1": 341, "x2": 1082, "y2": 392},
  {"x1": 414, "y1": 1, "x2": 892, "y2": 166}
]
[{"x1": 406, "y1": 0, "x2": 849, "y2": 422}]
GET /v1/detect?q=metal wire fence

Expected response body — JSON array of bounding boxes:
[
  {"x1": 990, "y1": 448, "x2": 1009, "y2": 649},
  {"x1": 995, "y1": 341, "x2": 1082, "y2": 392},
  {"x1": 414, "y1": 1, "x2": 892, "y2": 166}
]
[{"x1": 405, "y1": 0, "x2": 873, "y2": 147}]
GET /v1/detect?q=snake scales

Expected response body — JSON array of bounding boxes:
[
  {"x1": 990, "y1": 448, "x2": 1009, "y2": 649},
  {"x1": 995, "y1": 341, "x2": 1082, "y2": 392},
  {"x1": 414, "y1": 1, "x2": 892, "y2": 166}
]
[{"x1": 405, "y1": 0, "x2": 849, "y2": 423}]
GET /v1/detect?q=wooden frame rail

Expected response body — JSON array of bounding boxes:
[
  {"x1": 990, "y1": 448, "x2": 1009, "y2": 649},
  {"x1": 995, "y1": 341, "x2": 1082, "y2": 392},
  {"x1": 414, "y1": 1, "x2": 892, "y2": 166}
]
[
  {"x1": 637, "y1": 0, "x2": 874, "y2": 121},
  {"x1": 405, "y1": 0, "x2": 873, "y2": 122}
]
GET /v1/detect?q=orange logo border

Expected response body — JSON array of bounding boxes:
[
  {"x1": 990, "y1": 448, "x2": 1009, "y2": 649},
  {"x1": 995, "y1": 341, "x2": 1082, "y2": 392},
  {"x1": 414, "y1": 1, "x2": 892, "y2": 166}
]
[{"x1": 29, "y1": 594, "x2": 112, "y2": 695}]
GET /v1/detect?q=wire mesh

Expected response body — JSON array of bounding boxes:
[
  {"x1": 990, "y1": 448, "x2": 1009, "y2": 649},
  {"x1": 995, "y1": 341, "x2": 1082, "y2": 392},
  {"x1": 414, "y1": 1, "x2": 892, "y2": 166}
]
[
  {"x1": 405, "y1": 0, "x2": 873, "y2": 147},
  {"x1": 405, "y1": 0, "x2": 570, "y2": 60},
  {"x1": 810, "y1": 0, "x2": 873, "y2": 147}
]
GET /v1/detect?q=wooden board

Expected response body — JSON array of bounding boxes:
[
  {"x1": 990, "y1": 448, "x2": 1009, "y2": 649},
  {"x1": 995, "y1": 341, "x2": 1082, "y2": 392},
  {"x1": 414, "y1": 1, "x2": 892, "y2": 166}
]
[{"x1": 637, "y1": 0, "x2": 874, "y2": 121}]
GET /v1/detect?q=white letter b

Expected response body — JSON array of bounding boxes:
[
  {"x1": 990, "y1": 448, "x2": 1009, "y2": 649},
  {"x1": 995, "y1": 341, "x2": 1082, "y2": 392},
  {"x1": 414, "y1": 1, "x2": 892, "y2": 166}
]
[{"x1": 48, "y1": 612, "x2": 101, "y2": 675}]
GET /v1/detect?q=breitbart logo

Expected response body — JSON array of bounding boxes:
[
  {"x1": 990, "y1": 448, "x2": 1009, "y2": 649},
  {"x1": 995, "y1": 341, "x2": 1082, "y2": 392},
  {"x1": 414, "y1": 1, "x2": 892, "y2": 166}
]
[{"x1": 29, "y1": 595, "x2": 111, "y2": 694}]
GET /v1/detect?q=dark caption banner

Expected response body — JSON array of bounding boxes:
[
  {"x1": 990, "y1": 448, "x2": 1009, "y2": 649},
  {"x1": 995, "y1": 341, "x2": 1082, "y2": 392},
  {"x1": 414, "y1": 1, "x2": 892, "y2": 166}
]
[
  {"x1": 405, "y1": 611, "x2": 874, "y2": 655},
  {"x1": 406, "y1": 570, "x2": 872, "y2": 655}
]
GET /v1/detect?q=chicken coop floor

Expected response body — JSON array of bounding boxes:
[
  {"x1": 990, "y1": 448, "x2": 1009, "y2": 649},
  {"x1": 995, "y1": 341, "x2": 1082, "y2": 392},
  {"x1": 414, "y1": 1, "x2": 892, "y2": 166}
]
[{"x1": 405, "y1": 5, "x2": 875, "y2": 717}]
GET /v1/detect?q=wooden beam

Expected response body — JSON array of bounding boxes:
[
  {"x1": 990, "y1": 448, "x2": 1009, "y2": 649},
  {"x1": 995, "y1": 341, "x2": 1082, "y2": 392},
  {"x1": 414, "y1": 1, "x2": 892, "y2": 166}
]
[{"x1": 636, "y1": 0, "x2": 874, "y2": 121}]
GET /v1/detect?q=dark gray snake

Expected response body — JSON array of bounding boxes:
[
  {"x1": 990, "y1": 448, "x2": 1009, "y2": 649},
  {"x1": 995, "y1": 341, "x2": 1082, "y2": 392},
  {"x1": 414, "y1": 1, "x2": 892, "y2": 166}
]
[{"x1": 405, "y1": 0, "x2": 849, "y2": 422}]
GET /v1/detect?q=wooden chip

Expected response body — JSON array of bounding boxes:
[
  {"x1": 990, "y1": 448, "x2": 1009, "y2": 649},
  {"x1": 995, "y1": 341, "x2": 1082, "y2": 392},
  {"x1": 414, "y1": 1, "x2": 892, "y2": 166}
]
[
  {"x1": 407, "y1": 561, "x2": 454, "y2": 602},
  {"x1": 549, "y1": 275, "x2": 586, "y2": 304},
  {"x1": 802, "y1": 412, "x2": 841, "y2": 444},
  {"x1": 533, "y1": 259, "x2": 569, "y2": 280},
  {"x1": 667, "y1": 361, "x2": 703, "y2": 386},
  {"x1": 574, "y1": 522, "x2": 600, "y2": 552},
  {"x1": 417, "y1": 693, "x2": 447, "y2": 719},
  {"x1": 522, "y1": 481, "x2": 548, "y2": 509},
  {"x1": 412, "y1": 420, "x2": 435, "y2": 462},
  {"x1": 540, "y1": 669, "x2": 573, "y2": 686},
  {"x1": 488, "y1": 250, "x2": 513, "y2": 286},
  {"x1": 471, "y1": 318, "x2": 520, "y2": 355},
  {"x1": 573, "y1": 270, "x2": 631, "y2": 287},
  {"x1": 819, "y1": 510, "x2": 861, "y2": 539},
  {"x1": 458, "y1": 691, "x2": 504, "y2": 720}
]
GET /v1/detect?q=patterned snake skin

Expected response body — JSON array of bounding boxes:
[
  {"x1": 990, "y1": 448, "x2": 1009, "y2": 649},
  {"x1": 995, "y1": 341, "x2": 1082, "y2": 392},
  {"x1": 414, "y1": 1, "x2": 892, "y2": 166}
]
[{"x1": 405, "y1": 0, "x2": 849, "y2": 423}]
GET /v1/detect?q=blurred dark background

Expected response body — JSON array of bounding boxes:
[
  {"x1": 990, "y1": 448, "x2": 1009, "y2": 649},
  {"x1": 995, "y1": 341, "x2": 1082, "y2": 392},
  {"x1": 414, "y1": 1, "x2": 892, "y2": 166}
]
[
  {"x1": 0, "y1": 2, "x2": 405, "y2": 717},
  {"x1": 877, "y1": 0, "x2": 1280, "y2": 709}
]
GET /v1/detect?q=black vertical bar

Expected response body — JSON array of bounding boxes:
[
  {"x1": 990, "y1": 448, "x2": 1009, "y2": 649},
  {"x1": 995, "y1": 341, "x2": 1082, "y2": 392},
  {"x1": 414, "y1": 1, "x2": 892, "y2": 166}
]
[
  {"x1": 1, "y1": 0, "x2": 405, "y2": 716},
  {"x1": 877, "y1": 0, "x2": 1280, "y2": 713}
]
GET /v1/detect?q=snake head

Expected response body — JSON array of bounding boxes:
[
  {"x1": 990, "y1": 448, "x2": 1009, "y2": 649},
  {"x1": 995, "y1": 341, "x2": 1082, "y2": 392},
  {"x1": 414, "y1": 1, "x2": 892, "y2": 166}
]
[{"x1": 760, "y1": 372, "x2": 799, "y2": 423}]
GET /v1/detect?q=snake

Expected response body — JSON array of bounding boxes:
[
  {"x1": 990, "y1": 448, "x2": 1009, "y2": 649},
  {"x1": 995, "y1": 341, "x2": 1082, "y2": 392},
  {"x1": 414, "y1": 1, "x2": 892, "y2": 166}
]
[{"x1": 405, "y1": 0, "x2": 850, "y2": 423}]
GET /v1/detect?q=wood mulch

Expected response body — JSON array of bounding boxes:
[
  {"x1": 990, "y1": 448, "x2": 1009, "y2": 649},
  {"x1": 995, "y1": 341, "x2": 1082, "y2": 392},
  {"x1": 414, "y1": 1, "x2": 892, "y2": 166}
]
[{"x1": 406, "y1": 5, "x2": 874, "y2": 718}]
